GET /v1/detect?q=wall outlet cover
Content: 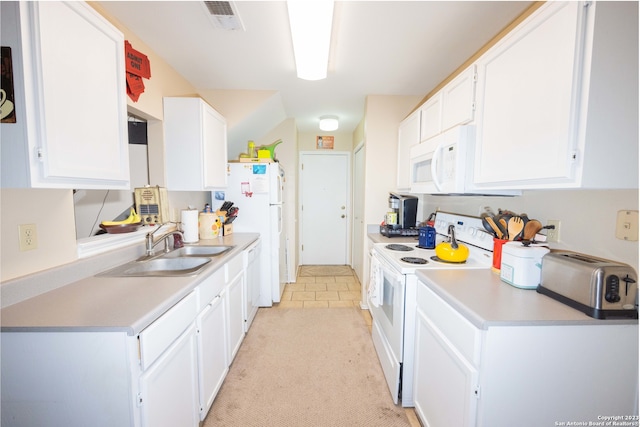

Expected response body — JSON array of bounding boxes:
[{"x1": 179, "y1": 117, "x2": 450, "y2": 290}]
[{"x1": 615, "y1": 210, "x2": 639, "y2": 241}]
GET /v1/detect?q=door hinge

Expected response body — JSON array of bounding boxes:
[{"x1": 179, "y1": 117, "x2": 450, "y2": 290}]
[
  {"x1": 36, "y1": 148, "x2": 44, "y2": 161},
  {"x1": 301, "y1": 163, "x2": 304, "y2": 170},
  {"x1": 136, "y1": 392, "x2": 143, "y2": 407},
  {"x1": 474, "y1": 386, "x2": 481, "y2": 399},
  {"x1": 473, "y1": 72, "x2": 478, "y2": 82},
  {"x1": 471, "y1": 102, "x2": 476, "y2": 111},
  {"x1": 301, "y1": 244, "x2": 304, "y2": 251}
]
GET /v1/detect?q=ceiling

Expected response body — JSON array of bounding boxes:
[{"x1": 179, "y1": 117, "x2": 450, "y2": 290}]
[{"x1": 98, "y1": 1, "x2": 532, "y2": 138}]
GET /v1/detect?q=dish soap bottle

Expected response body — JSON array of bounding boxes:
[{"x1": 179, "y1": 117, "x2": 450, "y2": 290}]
[{"x1": 248, "y1": 140, "x2": 256, "y2": 158}]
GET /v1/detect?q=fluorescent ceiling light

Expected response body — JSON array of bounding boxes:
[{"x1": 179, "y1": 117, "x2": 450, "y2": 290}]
[
  {"x1": 319, "y1": 115, "x2": 339, "y2": 131},
  {"x1": 287, "y1": 1, "x2": 334, "y2": 80}
]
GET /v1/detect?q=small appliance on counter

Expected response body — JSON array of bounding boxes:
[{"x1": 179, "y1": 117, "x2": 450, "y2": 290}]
[
  {"x1": 380, "y1": 193, "x2": 419, "y2": 237},
  {"x1": 134, "y1": 186, "x2": 170, "y2": 225},
  {"x1": 537, "y1": 251, "x2": 638, "y2": 319}
]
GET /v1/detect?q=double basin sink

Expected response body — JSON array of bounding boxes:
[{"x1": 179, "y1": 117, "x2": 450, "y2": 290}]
[{"x1": 98, "y1": 245, "x2": 234, "y2": 277}]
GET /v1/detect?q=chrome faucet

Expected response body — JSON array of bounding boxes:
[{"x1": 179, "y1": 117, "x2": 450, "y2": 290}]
[{"x1": 145, "y1": 226, "x2": 184, "y2": 257}]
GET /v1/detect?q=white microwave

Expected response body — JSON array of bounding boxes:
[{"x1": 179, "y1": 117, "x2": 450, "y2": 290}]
[{"x1": 409, "y1": 126, "x2": 520, "y2": 195}]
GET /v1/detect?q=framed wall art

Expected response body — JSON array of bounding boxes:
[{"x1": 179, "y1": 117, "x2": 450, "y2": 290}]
[
  {"x1": 316, "y1": 135, "x2": 334, "y2": 149},
  {"x1": 1, "y1": 46, "x2": 16, "y2": 123}
]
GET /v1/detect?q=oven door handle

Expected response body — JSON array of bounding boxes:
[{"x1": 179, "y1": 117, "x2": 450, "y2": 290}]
[{"x1": 372, "y1": 251, "x2": 403, "y2": 282}]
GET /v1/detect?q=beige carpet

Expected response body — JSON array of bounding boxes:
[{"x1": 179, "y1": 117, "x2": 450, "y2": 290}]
[
  {"x1": 298, "y1": 265, "x2": 354, "y2": 276},
  {"x1": 204, "y1": 307, "x2": 411, "y2": 427}
]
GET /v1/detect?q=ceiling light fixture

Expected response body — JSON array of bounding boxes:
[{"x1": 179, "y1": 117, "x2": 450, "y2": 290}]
[
  {"x1": 287, "y1": 1, "x2": 334, "y2": 81},
  {"x1": 319, "y1": 115, "x2": 339, "y2": 131}
]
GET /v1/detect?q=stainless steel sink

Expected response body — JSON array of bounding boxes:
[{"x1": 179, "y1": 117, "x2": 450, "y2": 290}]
[
  {"x1": 98, "y1": 256, "x2": 212, "y2": 277},
  {"x1": 163, "y1": 245, "x2": 235, "y2": 258}
]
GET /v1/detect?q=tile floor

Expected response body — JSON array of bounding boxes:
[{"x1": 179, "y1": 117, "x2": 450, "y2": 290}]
[{"x1": 274, "y1": 266, "x2": 421, "y2": 427}]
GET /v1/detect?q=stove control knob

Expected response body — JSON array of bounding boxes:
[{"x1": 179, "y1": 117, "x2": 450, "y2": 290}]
[{"x1": 468, "y1": 227, "x2": 476, "y2": 237}]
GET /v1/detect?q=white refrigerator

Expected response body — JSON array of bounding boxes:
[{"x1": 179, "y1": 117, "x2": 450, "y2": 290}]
[{"x1": 214, "y1": 162, "x2": 286, "y2": 306}]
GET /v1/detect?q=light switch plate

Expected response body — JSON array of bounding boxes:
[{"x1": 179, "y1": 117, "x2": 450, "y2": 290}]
[{"x1": 615, "y1": 210, "x2": 639, "y2": 241}]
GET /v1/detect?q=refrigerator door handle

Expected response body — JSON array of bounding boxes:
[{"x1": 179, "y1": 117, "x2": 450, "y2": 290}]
[
  {"x1": 277, "y1": 205, "x2": 283, "y2": 234},
  {"x1": 276, "y1": 173, "x2": 283, "y2": 204}
]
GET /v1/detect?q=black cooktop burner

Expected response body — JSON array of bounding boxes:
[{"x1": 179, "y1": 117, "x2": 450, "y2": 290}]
[
  {"x1": 430, "y1": 256, "x2": 467, "y2": 264},
  {"x1": 401, "y1": 257, "x2": 428, "y2": 264},
  {"x1": 386, "y1": 244, "x2": 414, "y2": 252}
]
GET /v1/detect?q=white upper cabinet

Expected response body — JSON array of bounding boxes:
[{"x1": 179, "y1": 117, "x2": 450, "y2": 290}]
[
  {"x1": 163, "y1": 97, "x2": 228, "y2": 191},
  {"x1": 419, "y1": 93, "x2": 442, "y2": 142},
  {"x1": 0, "y1": 1, "x2": 130, "y2": 189},
  {"x1": 473, "y1": 1, "x2": 638, "y2": 190},
  {"x1": 440, "y1": 66, "x2": 476, "y2": 133},
  {"x1": 397, "y1": 109, "x2": 421, "y2": 190},
  {"x1": 419, "y1": 65, "x2": 477, "y2": 143}
]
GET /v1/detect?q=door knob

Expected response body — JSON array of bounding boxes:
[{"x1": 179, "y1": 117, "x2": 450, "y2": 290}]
[
  {"x1": 341, "y1": 206, "x2": 346, "y2": 210},
  {"x1": 341, "y1": 215, "x2": 345, "y2": 218}
]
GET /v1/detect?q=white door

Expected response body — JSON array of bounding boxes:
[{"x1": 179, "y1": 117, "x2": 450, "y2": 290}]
[
  {"x1": 299, "y1": 152, "x2": 350, "y2": 265},
  {"x1": 352, "y1": 143, "x2": 365, "y2": 283}
]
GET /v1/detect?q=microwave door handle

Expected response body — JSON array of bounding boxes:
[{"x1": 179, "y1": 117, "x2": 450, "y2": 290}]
[{"x1": 431, "y1": 142, "x2": 444, "y2": 192}]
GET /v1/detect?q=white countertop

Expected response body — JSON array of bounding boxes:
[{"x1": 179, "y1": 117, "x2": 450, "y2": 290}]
[
  {"x1": 415, "y1": 269, "x2": 638, "y2": 329},
  {"x1": 0, "y1": 233, "x2": 259, "y2": 336},
  {"x1": 367, "y1": 232, "x2": 419, "y2": 245}
]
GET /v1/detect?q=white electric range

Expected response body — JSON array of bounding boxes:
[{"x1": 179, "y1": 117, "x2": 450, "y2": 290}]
[{"x1": 368, "y1": 211, "x2": 494, "y2": 407}]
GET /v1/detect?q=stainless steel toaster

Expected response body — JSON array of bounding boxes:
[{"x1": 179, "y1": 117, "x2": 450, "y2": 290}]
[{"x1": 537, "y1": 251, "x2": 638, "y2": 319}]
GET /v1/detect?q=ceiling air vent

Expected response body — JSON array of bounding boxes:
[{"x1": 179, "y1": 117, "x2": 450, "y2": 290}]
[{"x1": 203, "y1": 1, "x2": 245, "y2": 31}]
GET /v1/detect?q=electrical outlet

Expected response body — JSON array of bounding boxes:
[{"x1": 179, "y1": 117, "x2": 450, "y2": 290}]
[
  {"x1": 18, "y1": 223, "x2": 38, "y2": 251},
  {"x1": 546, "y1": 220, "x2": 560, "y2": 243},
  {"x1": 616, "y1": 210, "x2": 639, "y2": 241}
]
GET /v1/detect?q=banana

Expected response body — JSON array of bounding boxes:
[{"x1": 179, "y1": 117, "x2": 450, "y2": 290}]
[{"x1": 101, "y1": 208, "x2": 141, "y2": 226}]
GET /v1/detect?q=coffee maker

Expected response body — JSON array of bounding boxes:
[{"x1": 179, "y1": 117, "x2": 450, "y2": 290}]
[{"x1": 381, "y1": 193, "x2": 419, "y2": 237}]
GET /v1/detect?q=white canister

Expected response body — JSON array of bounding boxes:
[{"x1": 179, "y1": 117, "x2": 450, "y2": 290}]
[
  {"x1": 181, "y1": 209, "x2": 199, "y2": 243},
  {"x1": 198, "y1": 213, "x2": 221, "y2": 240},
  {"x1": 500, "y1": 242, "x2": 550, "y2": 289}
]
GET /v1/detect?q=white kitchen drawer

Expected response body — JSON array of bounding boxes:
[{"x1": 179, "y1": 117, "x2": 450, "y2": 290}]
[
  {"x1": 198, "y1": 267, "x2": 225, "y2": 311},
  {"x1": 417, "y1": 282, "x2": 481, "y2": 365},
  {"x1": 225, "y1": 253, "x2": 243, "y2": 282},
  {"x1": 139, "y1": 291, "x2": 197, "y2": 370}
]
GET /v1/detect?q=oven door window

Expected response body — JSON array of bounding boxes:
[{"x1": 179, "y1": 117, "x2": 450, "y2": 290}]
[{"x1": 381, "y1": 274, "x2": 395, "y2": 324}]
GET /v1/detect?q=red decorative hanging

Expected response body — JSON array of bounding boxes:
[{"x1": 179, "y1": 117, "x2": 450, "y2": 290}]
[{"x1": 124, "y1": 41, "x2": 151, "y2": 102}]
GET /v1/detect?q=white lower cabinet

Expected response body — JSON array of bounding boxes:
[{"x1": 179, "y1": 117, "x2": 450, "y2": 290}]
[
  {"x1": 0, "y1": 291, "x2": 200, "y2": 427},
  {"x1": 197, "y1": 292, "x2": 228, "y2": 420},
  {"x1": 0, "y1": 245, "x2": 256, "y2": 427},
  {"x1": 196, "y1": 250, "x2": 247, "y2": 420},
  {"x1": 139, "y1": 322, "x2": 199, "y2": 427},
  {"x1": 414, "y1": 282, "x2": 639, "y2": 427},
  {"x1": 414, "y1": 307, "x2": 479, "y2": 427},
  {"x1": 137, "y1": 291, "x2": 199, "y2": 427},
  {"x1": 226, "y1": 253, "x2": 245, "y2": 362}
]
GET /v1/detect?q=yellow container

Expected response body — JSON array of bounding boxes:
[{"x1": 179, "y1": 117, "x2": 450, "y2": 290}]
[{"x1": 257, "y1": 149, "x2": 271, "y2": 159}]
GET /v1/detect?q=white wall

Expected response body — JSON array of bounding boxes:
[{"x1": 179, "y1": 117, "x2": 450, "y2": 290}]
[
  {"x1": 1, "y1": 189, "x2": 77, "y2": 280},
  {"x1": 419, "y1": 189, "x2": 639, "y2": 272},
  {"x1": 363, "y1": 95, "x2": 422, "y2": 228}
]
